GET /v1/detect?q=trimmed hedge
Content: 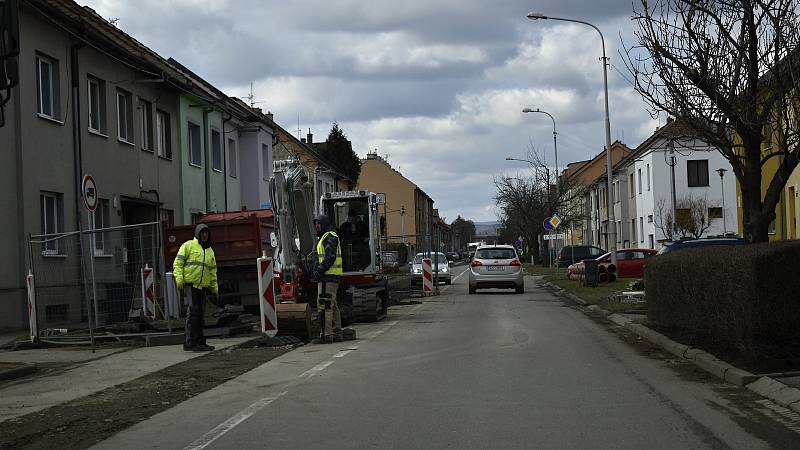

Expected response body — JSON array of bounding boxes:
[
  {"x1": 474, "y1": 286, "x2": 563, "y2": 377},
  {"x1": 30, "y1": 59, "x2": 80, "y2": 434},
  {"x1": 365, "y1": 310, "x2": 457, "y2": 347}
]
[{"x1": 645, "y1": 241, "x2": 800, "y2": 363}]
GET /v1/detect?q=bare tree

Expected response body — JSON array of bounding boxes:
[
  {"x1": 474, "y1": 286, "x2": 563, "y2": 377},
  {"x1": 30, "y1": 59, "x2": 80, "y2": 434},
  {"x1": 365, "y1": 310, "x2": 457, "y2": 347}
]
[
  {"x1": 494, "y1": 146, "x2": 588, "y2": 260},
  {"x1": 623, "y1": 0, "x2": 800, "y2": 242},
  {"x1": 654, "y1": 194, "x2": 718, "y2": 241}
]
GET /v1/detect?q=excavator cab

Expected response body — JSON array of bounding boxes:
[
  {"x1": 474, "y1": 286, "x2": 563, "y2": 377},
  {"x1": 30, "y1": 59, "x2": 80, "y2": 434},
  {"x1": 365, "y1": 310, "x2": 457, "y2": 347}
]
[{"x1": 321, "y1": 191, "x2": 380, "y2": 274}]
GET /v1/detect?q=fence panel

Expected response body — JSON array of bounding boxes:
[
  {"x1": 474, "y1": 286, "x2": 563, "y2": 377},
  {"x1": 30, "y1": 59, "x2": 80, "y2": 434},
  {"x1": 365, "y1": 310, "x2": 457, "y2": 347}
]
[{"x1": 28, "y1": 222, "x2": 165, "y2": 336}]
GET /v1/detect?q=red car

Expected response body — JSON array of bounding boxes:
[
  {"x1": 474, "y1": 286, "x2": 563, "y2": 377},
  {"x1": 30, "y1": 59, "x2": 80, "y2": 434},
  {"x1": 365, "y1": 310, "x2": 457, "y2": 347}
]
[
  {"x1": 567, "y1": 248, "x2": 657, "y2": 279},
  {"x1": 597, "y1": 248, "x2": 658, "y2": 278}
]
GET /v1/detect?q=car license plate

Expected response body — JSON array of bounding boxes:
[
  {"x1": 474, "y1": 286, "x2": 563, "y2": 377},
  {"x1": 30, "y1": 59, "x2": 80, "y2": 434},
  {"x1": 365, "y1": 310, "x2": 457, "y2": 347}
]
[{"x1": 487, "y1": 266, "x2": 504, "y2": 271}]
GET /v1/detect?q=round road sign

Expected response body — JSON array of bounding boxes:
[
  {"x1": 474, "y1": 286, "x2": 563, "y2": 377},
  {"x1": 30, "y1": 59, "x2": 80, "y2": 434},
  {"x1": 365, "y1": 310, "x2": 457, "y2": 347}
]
[{"x1": 82, "y1": 175, "x2": 98, "y2": 211}]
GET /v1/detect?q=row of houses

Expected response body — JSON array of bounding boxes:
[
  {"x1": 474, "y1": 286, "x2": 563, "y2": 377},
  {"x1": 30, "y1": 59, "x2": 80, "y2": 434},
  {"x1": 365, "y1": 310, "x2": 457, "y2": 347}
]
[
  {"x1": 0, "y1": 0, "x2": 443, "y2": 329},
  {"x1": 564, "y1": 114, "x2": 800, "y2": 251}
]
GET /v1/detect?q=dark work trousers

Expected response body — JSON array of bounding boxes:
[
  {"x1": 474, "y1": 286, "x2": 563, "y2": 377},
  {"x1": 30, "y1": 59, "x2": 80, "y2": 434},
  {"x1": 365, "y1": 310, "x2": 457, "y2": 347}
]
[{"x1": 184, "y1": 286, "x2": 208, "y2": 347}]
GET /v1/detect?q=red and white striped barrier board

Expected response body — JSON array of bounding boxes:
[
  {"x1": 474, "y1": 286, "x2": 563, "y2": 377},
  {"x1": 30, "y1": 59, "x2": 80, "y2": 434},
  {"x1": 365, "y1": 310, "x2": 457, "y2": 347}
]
[
  {"x1": 141, "y1": 264, "x2": 155, "y2": 318},
  {"x1": 422, "y1": 258, "x2": 433, "y2": 294},
  {"x1": 26, "y1": 271, "x2": 38, "y2": 343},
  {"x1": 257, "y1": 256, "x2": 278, "y2": 337}
]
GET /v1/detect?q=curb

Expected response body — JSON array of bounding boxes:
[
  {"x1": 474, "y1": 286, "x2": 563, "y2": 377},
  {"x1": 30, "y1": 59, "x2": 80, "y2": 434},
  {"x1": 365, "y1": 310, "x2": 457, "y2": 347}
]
[
  {"x1": 0, "y1": 362, "x2": 37, "y2": 381},
  {"x1": 553, "y1": 288, "x2": 800, "y2": 411}
]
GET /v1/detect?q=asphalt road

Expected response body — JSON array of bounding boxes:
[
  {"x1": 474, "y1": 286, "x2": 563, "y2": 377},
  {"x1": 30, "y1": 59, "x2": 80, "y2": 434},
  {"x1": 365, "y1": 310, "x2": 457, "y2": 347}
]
[{"x1": 94, "y1": 265, "x2": 798, "y2": 449}]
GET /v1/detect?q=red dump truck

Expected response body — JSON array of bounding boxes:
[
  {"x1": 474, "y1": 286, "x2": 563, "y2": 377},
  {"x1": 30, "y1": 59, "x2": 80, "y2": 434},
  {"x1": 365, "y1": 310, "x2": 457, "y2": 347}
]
[{"x1": 163, "y1": 209, "x2": 275, "y2": 309}]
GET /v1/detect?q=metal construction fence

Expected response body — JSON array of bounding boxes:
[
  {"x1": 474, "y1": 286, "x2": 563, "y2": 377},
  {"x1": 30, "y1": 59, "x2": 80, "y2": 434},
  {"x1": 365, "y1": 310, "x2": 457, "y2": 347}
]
[{"x1": 26, "y1": 221, "x2": 172, "y2": 343}]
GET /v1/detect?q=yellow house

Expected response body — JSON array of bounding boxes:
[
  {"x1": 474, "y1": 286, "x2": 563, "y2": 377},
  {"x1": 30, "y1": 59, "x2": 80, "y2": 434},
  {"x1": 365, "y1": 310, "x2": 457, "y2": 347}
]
[
  {"x1": 735, "y1": 137, "x2": 798, "y2": 241},
  {"x1": 357, "y1": 153, "x2": 434, "y2": 250}
]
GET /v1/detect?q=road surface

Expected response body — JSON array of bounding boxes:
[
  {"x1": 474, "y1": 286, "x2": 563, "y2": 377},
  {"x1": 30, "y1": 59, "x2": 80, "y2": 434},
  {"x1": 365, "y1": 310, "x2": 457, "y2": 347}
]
[{"x1": 94, "y1": 265, "x2": 798, "y2": 449}]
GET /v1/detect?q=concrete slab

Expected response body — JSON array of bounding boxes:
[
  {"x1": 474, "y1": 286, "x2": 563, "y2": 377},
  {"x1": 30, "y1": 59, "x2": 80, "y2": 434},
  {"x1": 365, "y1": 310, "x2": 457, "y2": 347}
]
[{"x1": 0, "y1": 336, "x2": 250, "y2": 423}]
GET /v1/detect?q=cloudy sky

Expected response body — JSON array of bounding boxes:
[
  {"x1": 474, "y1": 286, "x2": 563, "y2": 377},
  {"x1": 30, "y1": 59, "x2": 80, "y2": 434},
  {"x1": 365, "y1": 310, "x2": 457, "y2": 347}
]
[{"x1": 81, "y1": 0, "x2": 661, "y2": 223}]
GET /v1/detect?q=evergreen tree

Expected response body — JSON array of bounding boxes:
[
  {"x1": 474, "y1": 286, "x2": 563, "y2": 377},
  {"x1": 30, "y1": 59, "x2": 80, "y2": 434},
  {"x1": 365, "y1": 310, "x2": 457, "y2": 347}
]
[{"x1": 323, "y1": 122, "x2": 361, "y2": 186}]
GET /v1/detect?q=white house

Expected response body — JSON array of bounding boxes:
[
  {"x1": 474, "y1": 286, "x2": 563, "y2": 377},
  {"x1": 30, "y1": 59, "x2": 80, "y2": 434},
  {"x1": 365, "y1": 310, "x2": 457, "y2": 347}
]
[{"x1": 627, "y1": 118, "x2": 738, "y2": 249}]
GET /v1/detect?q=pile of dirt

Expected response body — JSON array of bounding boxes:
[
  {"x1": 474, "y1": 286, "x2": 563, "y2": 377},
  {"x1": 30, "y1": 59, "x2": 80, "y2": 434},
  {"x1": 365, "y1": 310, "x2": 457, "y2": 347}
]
[{"x1": 0, "y1": 345, "x2": 294, "y2": 450}]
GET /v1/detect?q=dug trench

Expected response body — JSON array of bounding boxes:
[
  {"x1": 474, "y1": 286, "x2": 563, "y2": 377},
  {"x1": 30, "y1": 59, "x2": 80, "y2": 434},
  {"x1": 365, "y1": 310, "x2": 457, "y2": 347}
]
[{"x1": 0, "y1": 345, "x2": 293, "y2": 450}]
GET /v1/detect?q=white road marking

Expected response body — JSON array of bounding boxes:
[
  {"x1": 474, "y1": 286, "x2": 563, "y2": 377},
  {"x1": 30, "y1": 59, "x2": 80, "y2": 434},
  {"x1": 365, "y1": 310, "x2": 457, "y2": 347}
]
[
  {"x1": 442, "y1": 266, "x2": 469, "y2": 291},
  {"x1": 299, "y1": 360, "x2": 334, "y2": 378},
  {"x1": 183, "y1": 391, "x2": 288, "y2": 450}
]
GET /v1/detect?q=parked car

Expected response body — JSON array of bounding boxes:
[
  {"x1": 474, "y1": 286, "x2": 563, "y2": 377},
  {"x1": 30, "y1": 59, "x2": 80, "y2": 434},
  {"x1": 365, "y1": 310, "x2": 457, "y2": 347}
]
[
  {"x1": 446, "y1": 251, "x2": 460, "y2": 263},
  {"x1": 656, "y1": 238, "x2": 745, "y2": 255},
  {"x1": 557, "y1": 245, "x2": 605, "y2": 268},
  {"x1": 381, "y1": 253, "x2": 399, "y2": 272},
  {"x1": 410, "y1": 252, "x2": 451, "y2": 285},
  {"x1": 468, "y1": 245, "x2": 524, "y2": 294},
  {"x1": 568, "y1": 248, "x2": 658, "y2": 279}
]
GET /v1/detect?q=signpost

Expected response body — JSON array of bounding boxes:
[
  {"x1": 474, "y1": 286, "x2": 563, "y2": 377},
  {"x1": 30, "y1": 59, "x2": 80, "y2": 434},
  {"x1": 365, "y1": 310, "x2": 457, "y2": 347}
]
[{"x1": 82, "y1": 174, "x2": 99, "y2": 329}]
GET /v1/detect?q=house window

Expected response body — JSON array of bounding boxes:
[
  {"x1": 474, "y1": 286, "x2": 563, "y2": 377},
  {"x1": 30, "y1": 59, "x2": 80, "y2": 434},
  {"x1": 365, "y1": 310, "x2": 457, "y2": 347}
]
[
  {"x1": 647, "y1": 164, "x2": 651, "y2": 191},
  {"x1": 140, "y1": 99, "x2": 154, "y2": 151},
  {"x1": 89, "y1": 199, "x2": 111, "y2": 255},
  {"x1": 117, "y1": 89, "x2": 134, "y2": 143},
  {"x1": 629, "y1": 173, "x2": 635, "y2": 198},
  {"x1": 648, "y1": 234, "x2": 654, "y2": 249},
  {"x1": 708, "y1": 207, "x2": 723, "y2": 219},
  {"x1": 228, "y1": 139, "x2": 237, "y2": 178},
  {"x1": 159, "y1": 208, "x2": 174, "y2": 228},
  {"x1": 640, "y1": 217, "x2": 644, "y2": 242},
  {"x1": 87, "y1": 76, "x2": 106, "y2": 133},
  {"x1": 769, "y1": 219, "x2": 777, "y2": 234},
  {"x1": 614, "y1": 181, "x2": 620, "y2": 204},
  {"x1": 638, "y1": 168, "x2": 642, "y2": 194},
  {"x1": 188, "y1": 122, "x2": 202, "y2": 166},
  {"x1": 211, "y1": 130, "x2": 222, "y2": 172},
  {"x1": 631, "y1": 219, "x2": 637, "y2": 243},
  {"x1": 36, "y1": 54, "x2": 60, "y2": 119},
  {"x1": 156, "y1": 110, "x2": 172, "y2": 159},
  {"x1": 687, "y1": 160, "x2": 709, "y2": 187},
  {"x1": 40, "y1": 192, "x2": 64, "y2": 254},
  {"x1": 647, "y1": 214, "x2": 653, "y2": 223},
  {"x1": 268, "y1": 144, "x2": 269, "y2": 181}
]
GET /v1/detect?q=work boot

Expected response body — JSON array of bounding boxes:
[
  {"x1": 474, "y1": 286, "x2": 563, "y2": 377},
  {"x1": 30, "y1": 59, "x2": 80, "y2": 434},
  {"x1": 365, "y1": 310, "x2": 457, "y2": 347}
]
[
  {"x1": 183, "y1": 344, "x2": 194, "y2": 352},
  {"x1": 192, "y1": 344, "x2": 215, "y2": 352}
]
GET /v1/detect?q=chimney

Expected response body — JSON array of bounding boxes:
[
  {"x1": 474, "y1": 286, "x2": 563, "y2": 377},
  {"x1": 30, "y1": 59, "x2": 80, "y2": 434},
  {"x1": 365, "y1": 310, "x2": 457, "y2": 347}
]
[
  {"x1": 307, "y1": 128, "x2": 313, "y2": 144},
  {"x1": 300, "y1": 138, "x2": 306, "y2": 143},
  {"x1": 265, "y1": 111, "x2": 273, "y2": 120},
  {"x1": 254, "y1": 107, "x2": 263, "y2": 115}
]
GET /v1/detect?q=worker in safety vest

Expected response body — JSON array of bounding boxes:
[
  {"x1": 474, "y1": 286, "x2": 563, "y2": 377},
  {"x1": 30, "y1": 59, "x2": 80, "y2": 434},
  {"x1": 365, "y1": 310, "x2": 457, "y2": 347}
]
[
  {"x1": 312, "y1": 214, "x2": 343, "y2": 343},
  {"x1": 174, "y1": 224, "x2": 219, "y2": 352}
]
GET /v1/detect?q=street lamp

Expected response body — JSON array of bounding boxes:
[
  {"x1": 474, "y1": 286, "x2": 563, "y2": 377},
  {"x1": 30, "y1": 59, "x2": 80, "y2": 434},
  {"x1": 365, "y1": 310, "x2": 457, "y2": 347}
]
[
  {"x1": 527, "y1": 11, "x2": 617, "y2": 266},
  {"x1": 716, "y1": 168, "x2": 728, "y2": 235},
  {"x1": 522, "y1": 108, "x2": 558, "y2": 192}
]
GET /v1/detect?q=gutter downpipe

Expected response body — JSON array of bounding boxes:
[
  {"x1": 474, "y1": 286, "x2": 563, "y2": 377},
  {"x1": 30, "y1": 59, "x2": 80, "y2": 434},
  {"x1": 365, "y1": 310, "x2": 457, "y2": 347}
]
[
  {"x1": 70, "y1": 40, "x2": 94, "y2": 349},
  {"x1": 222, "y1": 109, "x2": 232, "y2": 212},
  {"x1": 202, "y1": 107, "x2": 210, "y2": 213}
]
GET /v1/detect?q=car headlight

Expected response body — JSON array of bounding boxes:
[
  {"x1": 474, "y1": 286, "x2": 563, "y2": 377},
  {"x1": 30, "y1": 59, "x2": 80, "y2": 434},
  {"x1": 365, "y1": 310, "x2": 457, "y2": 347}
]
[
  {"x1": 441, "y1": 266, "x2": 448, "y2": 273},
  {"x1": 413, "y1": 268, "x2": 421, "y2": 274}
]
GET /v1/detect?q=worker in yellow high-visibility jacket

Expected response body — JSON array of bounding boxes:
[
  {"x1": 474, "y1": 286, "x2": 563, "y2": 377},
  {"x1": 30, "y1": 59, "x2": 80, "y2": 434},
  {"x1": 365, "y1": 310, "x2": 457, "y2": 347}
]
[
  {"x1": 312, "y1": 214, "x2": 343, "y2": 343},
  {"x1": 174, "y1": 224, "x2": 219, "y2": 352}
]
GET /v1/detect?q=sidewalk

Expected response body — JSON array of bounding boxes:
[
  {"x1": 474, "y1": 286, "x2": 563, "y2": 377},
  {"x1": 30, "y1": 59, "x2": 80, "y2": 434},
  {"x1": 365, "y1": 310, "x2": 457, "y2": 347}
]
[{"x1": 0, "y1": 336, "x2": 250, "y2": 423}]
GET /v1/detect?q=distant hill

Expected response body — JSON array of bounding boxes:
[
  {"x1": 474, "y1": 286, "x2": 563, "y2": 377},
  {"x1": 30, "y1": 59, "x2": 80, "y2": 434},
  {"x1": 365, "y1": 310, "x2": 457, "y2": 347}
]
[{"x1": 474, "y1": 221, "x2": 500, "y2": 236}]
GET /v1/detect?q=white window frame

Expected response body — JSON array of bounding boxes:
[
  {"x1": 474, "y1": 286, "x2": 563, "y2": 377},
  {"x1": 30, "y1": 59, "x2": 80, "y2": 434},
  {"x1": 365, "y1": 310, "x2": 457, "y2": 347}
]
[
  {"x1": 640, "y1": 217, "x2": 644, "y2": 243},
  {"x1": 89, "y1": 199, "x2": 111, "y2": 256},
  {"x1": 646, "y1": 164, "x2": 651, "y2": 191},
  {"x1": 228, "y1": 138, "x2": 237, "y2": 178},
  {"x1": 36, "y1": 54, "x2": 58, "y2": 119},
  {"x1": 211, "y1": 129, "x2": 222, "y2": 172},
  {"x1": 262, "y1": 144, "x2": 270, "y2": 181},
  {"x1": 188, "y1": 121, "x2": 202, "y2": 167},
  {"x1": 87, "y1": 77, "x2": 106, "y2": 134},
  {"x1": 140, "y1": 99, "x2": 154, "y2": 151},
  {"x1": 40, "y1": 192, "x2": 62, "y2": 255},
  {"x1": 637, "y1": 168, "x2": 642, "y2": 194},
  {"x1": 117, "y1": 90, "x2": 134, "y2": 144},
  {"x1": 156, "y1": 110, "x2": 171, "y2": 159}
]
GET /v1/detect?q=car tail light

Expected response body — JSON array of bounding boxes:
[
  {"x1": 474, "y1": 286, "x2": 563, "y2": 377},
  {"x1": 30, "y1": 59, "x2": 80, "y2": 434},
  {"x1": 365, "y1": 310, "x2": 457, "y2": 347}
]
[
  {"x1": 510, "y1": 259, "x2": 521, "y2": 266},
  {"x1": 471, "y1": 260, "x2": 482, "y2": 267}
]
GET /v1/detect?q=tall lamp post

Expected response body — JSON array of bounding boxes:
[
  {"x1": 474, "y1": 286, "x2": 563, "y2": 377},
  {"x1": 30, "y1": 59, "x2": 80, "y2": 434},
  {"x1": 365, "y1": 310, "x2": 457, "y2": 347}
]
[
  {"x1": 522, "y1": 108, "x2": 558, "y2": 191},
  {"x1": 527, "y1": 11, "x2": 617, "y2": 266},
  {"x1": 716, "y1": 168, "x2": 728, "y2": 235}
]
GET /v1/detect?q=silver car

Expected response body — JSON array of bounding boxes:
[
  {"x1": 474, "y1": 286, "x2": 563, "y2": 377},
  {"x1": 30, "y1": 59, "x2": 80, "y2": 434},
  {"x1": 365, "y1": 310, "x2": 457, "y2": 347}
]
[
  {"x1": 468, "y1": 245, "x2": 524, "y2": 294},
  {"x1": 410, "y1": 252, "x2": 451, "y2": 285}
]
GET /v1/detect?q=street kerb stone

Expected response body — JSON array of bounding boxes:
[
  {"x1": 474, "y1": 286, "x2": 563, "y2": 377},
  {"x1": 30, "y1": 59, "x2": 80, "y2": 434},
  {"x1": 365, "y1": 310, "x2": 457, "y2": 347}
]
[
  {"x1": 692, "y1": 351, "x2": 733, "y2": 380},
  {"x1": 608, "y1": 314, "x2": 632, "y2": 327},
  {"x1": 723, "y1": 367, "x2": 759, "y2": 386},
  {"x1": 746, "y1": 376, "x2": 800, "y2": 410}
]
